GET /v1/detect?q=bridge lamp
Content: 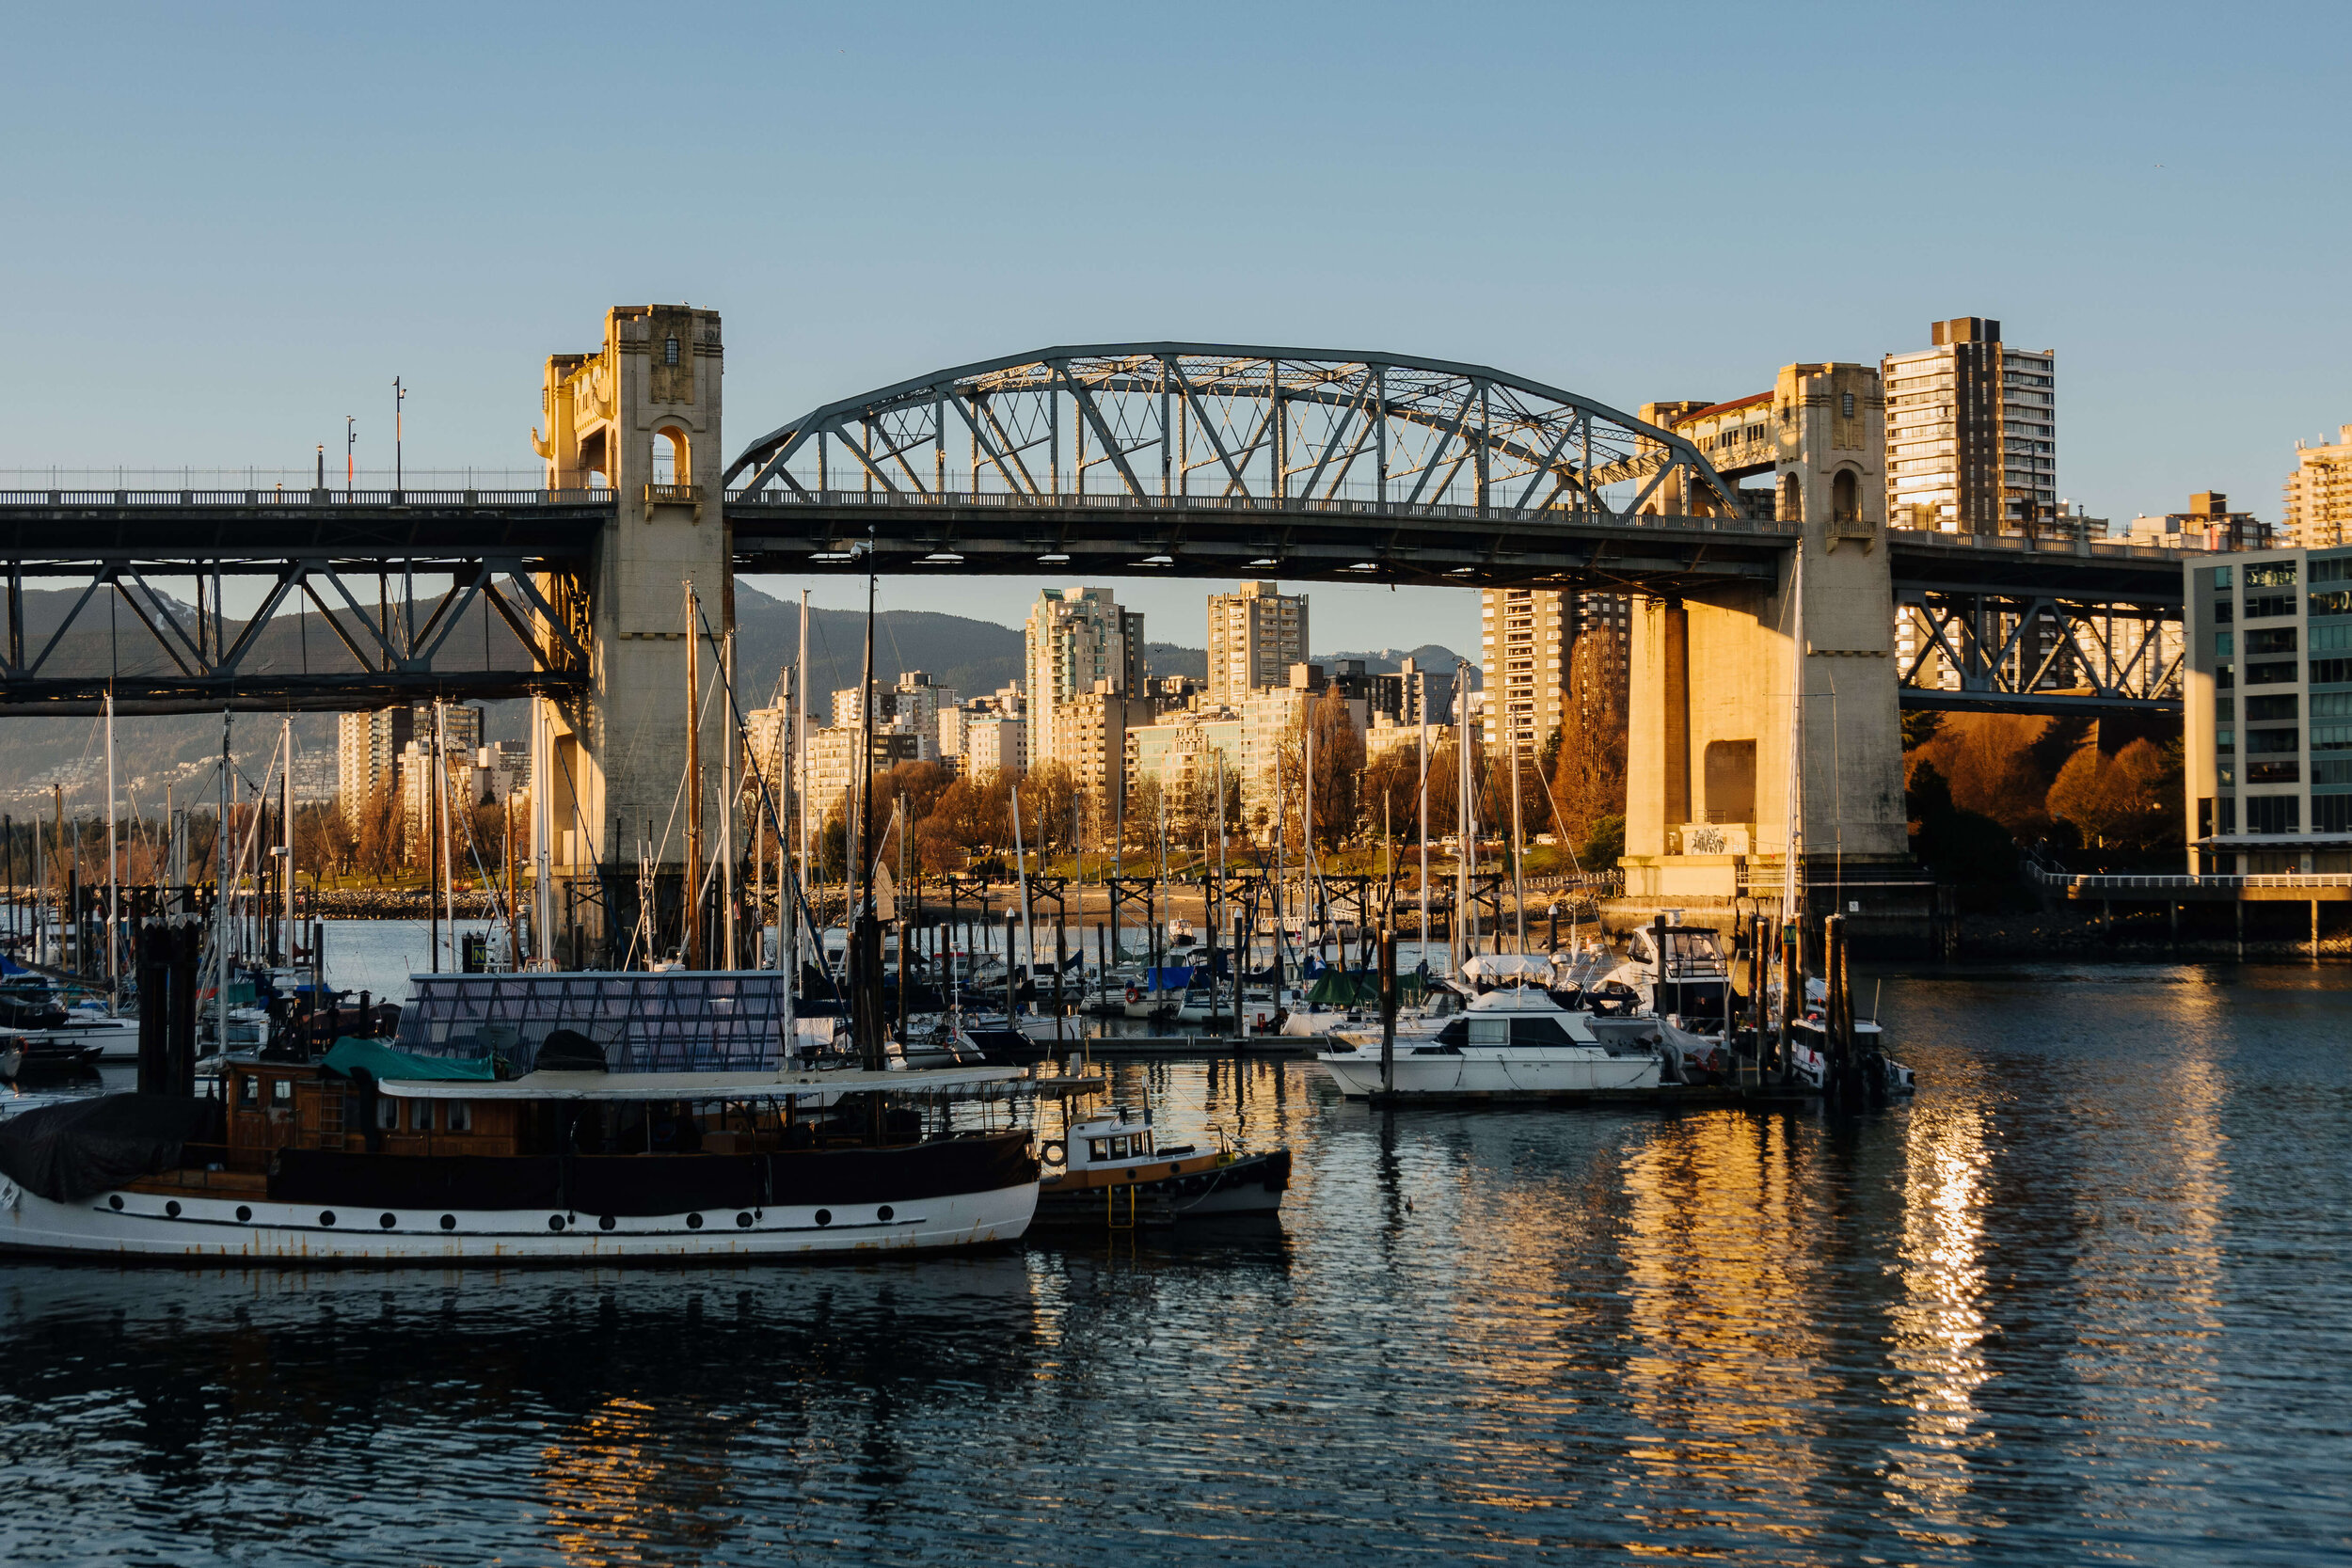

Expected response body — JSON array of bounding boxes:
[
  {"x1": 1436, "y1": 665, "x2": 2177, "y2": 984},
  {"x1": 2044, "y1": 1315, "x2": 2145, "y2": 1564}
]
[
  {"x1": 1038, "y1": 553, "x2": 1070, "y2": 564},
  {"x1": 918, "y1": 552, "x2": 964, "y2": 564},
  {"x1": 1136, "y1": 555, "x2": 1174, "y2": 567}
]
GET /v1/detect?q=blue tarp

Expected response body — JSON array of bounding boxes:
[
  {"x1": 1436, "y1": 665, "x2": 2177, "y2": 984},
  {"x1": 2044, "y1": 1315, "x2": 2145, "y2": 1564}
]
[
  {"x1": 323, "y1": 1037, "x2": 496, "y2": 1082},
  {"x1": 1145, "y1": 965, "x2": 1195, "y2": 992}
]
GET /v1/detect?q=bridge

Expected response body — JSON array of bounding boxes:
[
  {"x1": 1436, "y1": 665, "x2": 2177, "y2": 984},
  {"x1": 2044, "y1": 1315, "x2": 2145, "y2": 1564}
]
[{"x1": 0, "y1": 309, "x2": 2197, "y2": 951}]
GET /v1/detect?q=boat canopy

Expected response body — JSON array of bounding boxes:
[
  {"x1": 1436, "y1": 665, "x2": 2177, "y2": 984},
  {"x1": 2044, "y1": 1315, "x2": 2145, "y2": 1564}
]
[
  {"x1": 398, "y1": 972, "x2": 795, "y2": 1072},
  {"x1": 376, "y1": 1066, "x2": 1028, "y2": 1101},
  {"x1": 322, "y1": 1037, "x2": 496, "y2": 1083}
]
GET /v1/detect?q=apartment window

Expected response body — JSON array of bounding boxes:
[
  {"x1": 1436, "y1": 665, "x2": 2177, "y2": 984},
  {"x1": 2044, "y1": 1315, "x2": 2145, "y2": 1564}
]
[
  {"x1": 2245, "y1": 728, "x2": 2299, "y2": 754},
  {"x1": 2244, "y1": 594, "x2": 2296, "y2": 620},
  {"x1": 2215, "y1": 633, "x2": 2233, "y2": 657},
  {"x1": 2314, "y1": 793, "x2": 2352, "y2": 830},
  {"x1": 2246, "y1": 562, "x2": 2297, "y2": 588},
  {"x1": 2247, "y1": 627, "x2": 2298, "y2": 656},
  {"x1": 2247, "y1": 661, "x2": 2296, "y2": 686},
  {"x1": 2213, "y1": 599, "x2": 2233, "y2": 625},
  {"x1": 2246, "y1": 694, "x2": 2297, "y2": 721}
]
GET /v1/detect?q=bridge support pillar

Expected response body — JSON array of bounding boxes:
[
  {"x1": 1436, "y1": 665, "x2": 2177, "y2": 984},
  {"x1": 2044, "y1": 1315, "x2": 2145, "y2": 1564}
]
[
  {"x1": 532, "y1": 305, "x2": 733, "y2": 963},
  {"x1": 1621, "y1": 362, "x2": 1910, "y2": 919}
]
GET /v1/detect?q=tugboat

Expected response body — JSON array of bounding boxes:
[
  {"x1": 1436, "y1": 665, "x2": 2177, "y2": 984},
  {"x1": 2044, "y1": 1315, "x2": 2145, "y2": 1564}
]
[{"x1": 1031, "y1": 1105, "x2": 1289, "y2": 1227}]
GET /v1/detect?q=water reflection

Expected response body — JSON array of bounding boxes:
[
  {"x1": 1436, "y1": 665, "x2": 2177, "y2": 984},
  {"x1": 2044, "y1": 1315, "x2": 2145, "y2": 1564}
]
[{"x1": 2, "y1": 965, "x2": 2347, "y2": 1563}]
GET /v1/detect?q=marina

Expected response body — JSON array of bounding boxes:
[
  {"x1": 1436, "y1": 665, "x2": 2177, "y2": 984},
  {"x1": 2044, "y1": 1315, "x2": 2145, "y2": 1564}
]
[{"x1": 1, "y1": 958, "x2": 2344, "y2": 1561}]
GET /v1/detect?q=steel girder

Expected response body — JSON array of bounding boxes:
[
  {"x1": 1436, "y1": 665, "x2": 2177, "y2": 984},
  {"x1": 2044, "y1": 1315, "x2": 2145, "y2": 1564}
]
[
  {"x1": 1894, "y1": 587, "x2": 2183, "y2": 714},
  {"x1": 725, "y1": 343, "x2": 1747, "y2": 523},
  {"x1": 0, "y1": 554, "x2": 590, "y2": 715}
]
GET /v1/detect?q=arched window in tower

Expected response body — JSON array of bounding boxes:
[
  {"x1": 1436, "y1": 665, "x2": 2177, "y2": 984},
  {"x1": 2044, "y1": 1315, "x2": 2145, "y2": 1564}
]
[
  {"x1": 1832, "y1": 468, "x2": 1859, "y2": 524},
  {"x1": 664, "y1": 336, "x2": 680, "y2": 366},
  {"x1": 654, "y1": 427, "x2": 691, "y2": 487}
]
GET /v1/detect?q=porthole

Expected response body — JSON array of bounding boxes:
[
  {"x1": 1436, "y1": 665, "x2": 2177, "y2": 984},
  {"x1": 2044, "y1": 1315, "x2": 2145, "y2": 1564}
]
[
  {"x1": 165, "y1": 1200, "x2": 182, "y2": 1218},
  {"x1": 439, "y1": 1214, "x2": 456, "y2": 1231},
  {"x1": 108, "y1": 1195, "x2": 123, "y2": 1211},
  {"x1": 235, "y1": 1205, "x2": 252, "y2": 1222},
  {"x1": 548, "y1": 1214, "x2": 566, "y2": 1232},
  {"x1": 815, "y1": 1209, "x2": 832, "y2": 1227},
  {"x1": 686, "y1": 1212, "x2": 703, "y2": 1230},
  {"x1": 320, "y1": 1211, "x2": 337, "y2": 1227},
  {"x1": 877, "y1": 1205, "x2": 894, "y2": 1222},
  {"x1": 598, "y1": 1214, "x2": 616, "y2": 1231},
  {"x1": 1169, "y1": 1164, "x2": 1182, "y2": 1175},
  {"x1": 736, "y1": 1212, "x2": 753, "y2": 1228},
  {"x1": 379, "y1": 1212, "x2": 397, "y2": 1230}
]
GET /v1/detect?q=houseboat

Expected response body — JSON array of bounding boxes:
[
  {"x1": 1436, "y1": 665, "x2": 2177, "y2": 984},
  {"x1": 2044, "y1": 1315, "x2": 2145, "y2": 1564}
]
[{"x1": 0, "y1": 1040, "x2": 1040, "y2": 1263}]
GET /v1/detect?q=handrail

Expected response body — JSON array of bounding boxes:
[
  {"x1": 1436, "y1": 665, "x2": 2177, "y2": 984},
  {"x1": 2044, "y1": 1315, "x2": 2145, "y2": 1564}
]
[
  {"x1": 2028, "y1": 866, "x2": 2352, "y2": 890},
  {"x1": 0, "y1": 489, "x2": 615, "y2": 507}
]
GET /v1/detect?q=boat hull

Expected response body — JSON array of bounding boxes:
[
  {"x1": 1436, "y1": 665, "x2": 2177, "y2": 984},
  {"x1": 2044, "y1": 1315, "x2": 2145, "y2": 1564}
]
[
  {"x1": 1032, "y1": 1148, "x2": 1289, "y2": 1227},
  {"x1": 1316, "y1": 1047, "x2": 1661, "y2": 1096},
  {"x1": 0, "y1": 1132, "x2": 1041, "y2": 1265}
]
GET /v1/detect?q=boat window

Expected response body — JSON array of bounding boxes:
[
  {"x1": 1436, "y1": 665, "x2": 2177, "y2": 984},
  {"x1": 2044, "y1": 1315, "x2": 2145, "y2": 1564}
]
[
  {"x1": 1510, "y1": 1018, "x2": 1576, "y2": 1047},
  {"x1": 1134, "y1": 1131, "x2": 1152, "y2": 1155},
  {"x1": 446, "y1": 1102, "x2": 472, "y2": 1132},
  {"x1": 238, "y1": 1077, "x2": 260, "y2": 1108},
  {"x1": 1467, "y1": 1018, "x2": 1509, "y2": 1047},
  {"x1": 272, "y1": 1079, "x2": 294, "y2": 1104},
  {"x1": 375, "y1": 1099, "x2": 398, "y2": 1131},
  {"x1": 412, "y1": 1101, "x2": 436, "y2": 1133}
]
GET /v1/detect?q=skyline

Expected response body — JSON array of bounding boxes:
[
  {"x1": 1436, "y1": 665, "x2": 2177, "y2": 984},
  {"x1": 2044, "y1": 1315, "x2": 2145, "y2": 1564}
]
[{"x1": 6, "y1": 4, "x2": 2348, "y2": 648}]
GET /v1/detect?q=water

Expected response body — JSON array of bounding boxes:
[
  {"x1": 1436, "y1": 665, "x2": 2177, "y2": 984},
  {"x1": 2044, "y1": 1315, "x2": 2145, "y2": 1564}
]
[{"x1": 2, "y1": 962, "x2": 2347, "y2": 1564}]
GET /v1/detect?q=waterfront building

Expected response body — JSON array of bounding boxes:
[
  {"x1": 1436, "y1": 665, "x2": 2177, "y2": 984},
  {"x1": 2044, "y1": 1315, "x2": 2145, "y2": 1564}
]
[
  {"x1": 1206, "y1": 581, "x2": 1308, "y2": 708},
  {"x1": 393, "y1": 706, "x2": 486, "y2": 843},
  {"x1": 1127, "y1": 711, "x2": 1247, "y2": 813},
  {"x1": 2283, "y1": 425, "x2": 2352, "y2": 549},
  {"x1": 1025, "y1": 587, "x2": 1144, "y2": 771},
  {"x1": 2185, "y1": 545, "x2": 2352, "y2": 873},
  {"x1": 1882, "y1": 316, "x2": 2057, "y2": 533}
]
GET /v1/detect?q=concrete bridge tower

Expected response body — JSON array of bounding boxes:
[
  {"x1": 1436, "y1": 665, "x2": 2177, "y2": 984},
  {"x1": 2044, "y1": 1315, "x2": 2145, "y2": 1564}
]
[
  {"x1": 1619, "y1": 361, "x2": 1909, "y2": 912},
  {"x1": 532, "y1": 305, "x2": 733, "y2": 961}
]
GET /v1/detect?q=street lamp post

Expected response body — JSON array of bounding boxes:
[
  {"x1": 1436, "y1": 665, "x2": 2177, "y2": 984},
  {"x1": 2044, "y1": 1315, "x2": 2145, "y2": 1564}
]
[
  {"x1": 345, "y1": 416, "x2": 355, "y2": 495},
  {"x1": 392, "y1": 378, "x2": 405, "y2": 494}
]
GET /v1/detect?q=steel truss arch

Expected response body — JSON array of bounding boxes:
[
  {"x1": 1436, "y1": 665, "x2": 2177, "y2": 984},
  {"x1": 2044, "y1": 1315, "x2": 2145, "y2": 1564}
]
[{"x1": 725, "y1": 344, "x2": 1745, "y2": 521}]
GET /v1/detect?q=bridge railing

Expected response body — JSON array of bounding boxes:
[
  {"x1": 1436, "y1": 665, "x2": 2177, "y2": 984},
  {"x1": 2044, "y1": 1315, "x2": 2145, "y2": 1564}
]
[
  {"x1": 724, "y1": 486, "x2": 1799, "y2": 535},
  {"x1": 1885, "y1": 526, "x2": 2189, "y2": 563},
  {"x1": 0, "y1": 488, "x2": 615, "y2": 507},
  {"x1": 2027, "y1": 866, "x2": 2352, "y2": 891}
]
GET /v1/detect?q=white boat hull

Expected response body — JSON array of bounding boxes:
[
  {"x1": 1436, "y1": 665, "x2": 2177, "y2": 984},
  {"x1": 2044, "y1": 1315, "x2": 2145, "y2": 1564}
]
[
  {"x1": 1316, "y1": 1045, "x2": 1661, "y2": 1096},
  {"x1": 15, "y1": 1019, "x2": 142, "y2": 1062},
  {"x1": 0, "y1": 1177, "x2": 1037, "y2": 1263}
]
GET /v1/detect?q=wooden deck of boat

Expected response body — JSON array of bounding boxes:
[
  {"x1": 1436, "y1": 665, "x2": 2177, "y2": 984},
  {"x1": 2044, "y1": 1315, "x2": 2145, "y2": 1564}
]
[
  {"x1": 1058, "y1": 1035, "x2": 1312, "y2": 1057},
  {"x1": 1352, "y1": 1083, "x2": 1822, "y2": 1109}
]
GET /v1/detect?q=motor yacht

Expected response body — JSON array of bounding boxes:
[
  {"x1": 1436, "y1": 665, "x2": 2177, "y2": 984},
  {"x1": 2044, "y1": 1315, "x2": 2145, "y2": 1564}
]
[{"x1": 1318, "y1": 983, "x2": 1661, "y2": 1097}]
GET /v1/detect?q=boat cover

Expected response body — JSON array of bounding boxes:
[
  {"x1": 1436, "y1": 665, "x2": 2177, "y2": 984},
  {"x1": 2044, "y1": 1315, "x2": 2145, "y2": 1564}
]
[
  {"x1": 0, "y1": 1093, "x2": 224, "y2": 1202},
  {"x1": 322, "y1": 1037, "x2": 496, "y2": 1083},
  {"x1": 1461, "y1": 954, "x2": 1557, "y2": 985}
]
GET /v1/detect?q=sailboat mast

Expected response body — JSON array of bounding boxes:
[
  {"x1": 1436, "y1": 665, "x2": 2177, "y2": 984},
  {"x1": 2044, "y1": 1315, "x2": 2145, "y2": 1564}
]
[
  {"x1": 104, "y1": 689, "x2": 118, "y2": 997},
  {"x1": 279, "y1": 714, "x2": 293, "y2": 970},
  {"x1": 215, "y1": 710, "x2": 230, "y2": 1056},
  {"x1": 1417, "y1": 690, "x2": 1429, "y2": 966},
  {"x1": 1508, "y1": 712, "x2": 1525, "y2": 954},
  {"x1": 1781, "y1": 548, "x2": 1807, "y2": 939},
  {"x1": 685, "y1": 582, "x2": 704, "y2": 969},
  {"x1": 721, "y1": 627, "x2": 736, "y2": 970}
]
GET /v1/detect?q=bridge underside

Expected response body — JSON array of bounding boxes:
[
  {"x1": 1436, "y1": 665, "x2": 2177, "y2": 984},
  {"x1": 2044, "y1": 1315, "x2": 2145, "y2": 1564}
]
[{"x1": 726, "y1": 494, "x2": 1789, "y2": 590}]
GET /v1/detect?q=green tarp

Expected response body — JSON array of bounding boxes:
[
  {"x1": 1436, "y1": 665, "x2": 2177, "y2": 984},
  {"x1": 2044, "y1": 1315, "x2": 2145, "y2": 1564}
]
[
  {"x1": 322, "y1": 1037, "x2": 496, "y2": 1082},
  {"x1": 1306, "y1": 970, "x2": 1430, "y2": 1008}
]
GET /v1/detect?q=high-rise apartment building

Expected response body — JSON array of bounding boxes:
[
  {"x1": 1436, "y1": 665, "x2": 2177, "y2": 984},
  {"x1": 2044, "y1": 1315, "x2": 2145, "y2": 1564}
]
[
  {"x1": 338, "y1": 704, "x2": 483, "y2": 825},
  {"x1": 337, "y1": 706, "x2": 417, "y2": 823},
  {"x1": 1479, "y1": 589, "x2": 1629, "y2": 752},
  {"x1": 1883, "y1": 316, "x2": 2056, "y2": 533},
  {"x1": 1024, "y1": 587, "x2": 1144, "y2": 770},
  {"x1": 1206, "y1": 582, "x2": 1308, "y2": 707},
  {"x1": 2284, "y1": 425, "x2": 2352, "y2": 550}
]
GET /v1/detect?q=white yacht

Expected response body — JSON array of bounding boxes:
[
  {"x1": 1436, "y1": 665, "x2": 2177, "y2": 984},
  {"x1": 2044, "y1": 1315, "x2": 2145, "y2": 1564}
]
[{"x1": 1317, "y1": 985, "x2": 1661, "y2": 1097}]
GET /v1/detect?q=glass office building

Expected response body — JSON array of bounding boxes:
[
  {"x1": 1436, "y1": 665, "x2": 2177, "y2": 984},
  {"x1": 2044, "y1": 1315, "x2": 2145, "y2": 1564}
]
[{"x1": 2185, "y1": 546, "x2": 2352, "y2": 872}]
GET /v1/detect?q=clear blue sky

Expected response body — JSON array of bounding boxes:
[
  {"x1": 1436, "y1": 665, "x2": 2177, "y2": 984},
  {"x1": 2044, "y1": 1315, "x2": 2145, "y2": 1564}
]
[{"x1": 6, "y1": 2, "x2": 2346, "y2": 652}]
